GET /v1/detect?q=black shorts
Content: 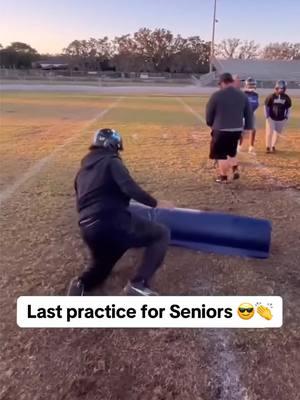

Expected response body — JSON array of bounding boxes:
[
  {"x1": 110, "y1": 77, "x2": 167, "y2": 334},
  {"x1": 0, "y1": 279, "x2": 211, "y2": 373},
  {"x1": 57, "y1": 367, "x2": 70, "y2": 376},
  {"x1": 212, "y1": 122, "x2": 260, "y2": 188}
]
[{"x1": 209, "y1": 130, "x2": 242, "y2": 160}]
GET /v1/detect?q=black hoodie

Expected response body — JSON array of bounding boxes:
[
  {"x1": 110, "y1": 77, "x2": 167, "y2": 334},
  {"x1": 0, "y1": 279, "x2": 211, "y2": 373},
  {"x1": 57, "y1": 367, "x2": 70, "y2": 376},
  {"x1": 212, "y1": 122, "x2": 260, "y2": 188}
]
[{"x1": 75, "y1": 148, "x2": 157, "y2": 220}]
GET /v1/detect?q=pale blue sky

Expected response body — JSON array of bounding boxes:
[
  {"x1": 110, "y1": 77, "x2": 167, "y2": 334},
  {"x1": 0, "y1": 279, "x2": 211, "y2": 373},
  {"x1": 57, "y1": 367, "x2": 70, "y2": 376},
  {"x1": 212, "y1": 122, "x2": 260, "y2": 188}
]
[{"x1": 1, "y1": 0, "x2": 299, "y2": 53}]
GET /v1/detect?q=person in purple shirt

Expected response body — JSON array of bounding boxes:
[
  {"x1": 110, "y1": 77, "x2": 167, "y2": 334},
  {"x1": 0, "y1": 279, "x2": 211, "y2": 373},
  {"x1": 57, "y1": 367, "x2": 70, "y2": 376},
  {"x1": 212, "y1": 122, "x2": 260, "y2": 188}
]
[{"x1": 238, "y1": 77, "x2": 259, "y2": 154}]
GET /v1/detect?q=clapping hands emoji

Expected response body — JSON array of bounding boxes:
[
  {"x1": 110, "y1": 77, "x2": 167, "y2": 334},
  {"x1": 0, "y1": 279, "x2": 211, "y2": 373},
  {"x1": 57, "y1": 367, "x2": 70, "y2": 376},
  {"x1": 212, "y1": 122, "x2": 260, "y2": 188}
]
[{"x1": 257, "y1": 305, "x2": 273, "y2": 320}]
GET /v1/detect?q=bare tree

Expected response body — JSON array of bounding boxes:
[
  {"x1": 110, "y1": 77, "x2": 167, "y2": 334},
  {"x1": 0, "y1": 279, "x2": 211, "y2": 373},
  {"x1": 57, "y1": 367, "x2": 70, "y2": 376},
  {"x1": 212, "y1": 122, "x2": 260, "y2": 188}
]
[
  {"x1": 216, "y1": 38, "x2": 259, "y2": 59},
  {"x1": 215, "y1": 38, "x2": 241, "y2": 58},
  {"x1": 237, "y1": 40, "x2": 260, "y2": 59},
  {"x1": 262, "y1": 42, "x2": 300, "y2": 60}
]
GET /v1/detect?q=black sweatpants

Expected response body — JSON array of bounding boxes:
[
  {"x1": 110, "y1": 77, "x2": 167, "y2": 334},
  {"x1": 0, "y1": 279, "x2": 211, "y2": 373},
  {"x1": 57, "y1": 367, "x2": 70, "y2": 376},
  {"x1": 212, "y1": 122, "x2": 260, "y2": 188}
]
[{"x1": 79, "y1": 211, "x2": 170, "y2": 290}]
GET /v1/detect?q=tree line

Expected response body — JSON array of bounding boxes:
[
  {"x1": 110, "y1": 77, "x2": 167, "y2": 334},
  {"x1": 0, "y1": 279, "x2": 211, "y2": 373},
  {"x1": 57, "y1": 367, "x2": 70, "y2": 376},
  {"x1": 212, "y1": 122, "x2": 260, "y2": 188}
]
[
  {"x1": 216, "y1": 38, "x2": 300, "y2": 60},
  {"x1": 1, "y1": 28, "x2": 299, "y2": 72}
]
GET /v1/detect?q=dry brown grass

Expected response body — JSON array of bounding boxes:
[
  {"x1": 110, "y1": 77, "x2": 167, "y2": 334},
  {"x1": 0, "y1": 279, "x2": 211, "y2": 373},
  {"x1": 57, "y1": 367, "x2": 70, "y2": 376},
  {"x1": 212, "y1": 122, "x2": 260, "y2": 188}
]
[{"x1": 0, "y1": 94, "x2": 300, "y2": 400}]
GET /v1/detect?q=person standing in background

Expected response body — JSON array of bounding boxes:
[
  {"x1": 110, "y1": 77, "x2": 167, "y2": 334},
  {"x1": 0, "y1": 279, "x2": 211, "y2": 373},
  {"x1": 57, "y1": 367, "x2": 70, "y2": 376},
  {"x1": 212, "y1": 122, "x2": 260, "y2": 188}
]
[
  {"x1": 206, "y1": 73, "x2": 253, "y2": 183},
  {"x1": 265, "y1": 81, "x2": 292, "y2": 153},
  {"x1": 233, "y1": 74, "x2": 242, "y2": 89},
  {"x1": 238, "y1": 77, "x2": 259, "y2": 154}
]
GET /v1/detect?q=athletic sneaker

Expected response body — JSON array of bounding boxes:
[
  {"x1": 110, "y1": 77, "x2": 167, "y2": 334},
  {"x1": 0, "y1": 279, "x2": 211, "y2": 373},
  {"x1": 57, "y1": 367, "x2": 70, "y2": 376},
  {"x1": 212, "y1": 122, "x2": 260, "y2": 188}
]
[
  {"x1": 232, "y1": 166, "x2": 240, "y2": 180},
  {"x1": 248, "y1": 146, "x2": 256, "y2": 154},
  {"x1": 215, "y1": 175, "x2": 228, "y2": 183},
  {"x1": 67, "y1": 277, "x2": 85, "y2": 296},
  {"x1": 124, "y1": 282, "x2": 159, "y2": 296},
  {"x1": 233, "y1": 171, "x2": 240, "y2": 180},
  {"x1": 266, "y1": 147, "x2": 271, "y2": 153},
  {"x1": 272, "y1": 146, "x2": 276, "y2": 153}
]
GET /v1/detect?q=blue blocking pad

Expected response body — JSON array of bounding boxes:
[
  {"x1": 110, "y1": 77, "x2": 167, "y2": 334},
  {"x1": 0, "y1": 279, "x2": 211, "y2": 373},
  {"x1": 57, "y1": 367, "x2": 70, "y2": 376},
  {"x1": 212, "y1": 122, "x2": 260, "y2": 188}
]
[{"x1": 129, "y1": 203, "x2": 272, "y2": 259}]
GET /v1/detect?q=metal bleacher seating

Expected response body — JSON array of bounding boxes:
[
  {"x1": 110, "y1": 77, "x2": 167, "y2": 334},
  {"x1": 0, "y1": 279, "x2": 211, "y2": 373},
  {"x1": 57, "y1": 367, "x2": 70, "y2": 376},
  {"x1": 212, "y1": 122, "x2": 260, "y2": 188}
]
[{"x1": 211, "y1": 57, "x2": 300, "y2": 87}]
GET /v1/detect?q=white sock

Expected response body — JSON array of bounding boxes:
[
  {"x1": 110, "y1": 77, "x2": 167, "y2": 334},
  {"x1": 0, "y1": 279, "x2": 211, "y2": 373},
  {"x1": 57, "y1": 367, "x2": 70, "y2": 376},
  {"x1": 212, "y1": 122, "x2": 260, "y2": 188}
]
[
  {"x1": 265, "y1": 119, "x2": 273, "y2": 148},
  {"x1": 271, "y1": 132, "x2": 278, "y2": 148}
]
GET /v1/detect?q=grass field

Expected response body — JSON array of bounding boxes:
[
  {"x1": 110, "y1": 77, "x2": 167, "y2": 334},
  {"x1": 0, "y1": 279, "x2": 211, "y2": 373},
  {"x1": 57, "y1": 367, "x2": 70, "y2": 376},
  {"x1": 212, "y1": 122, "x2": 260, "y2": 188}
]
[{"x1": 0, "y1": 91, "x2": 300, "y2": 400}]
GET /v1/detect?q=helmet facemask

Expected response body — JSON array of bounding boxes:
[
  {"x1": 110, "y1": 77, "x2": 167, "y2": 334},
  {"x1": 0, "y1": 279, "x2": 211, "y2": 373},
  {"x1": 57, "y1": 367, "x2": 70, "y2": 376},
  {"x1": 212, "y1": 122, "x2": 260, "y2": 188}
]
[
  {"x1": 275, "y1": 80, "x2": 287, "y2": 94},
  {"x1": 245, "y1": 77, "x2": 257, "y2": 91},
  {"x1": 92, "y1": 128, "x2": 123, "y2": 152}
]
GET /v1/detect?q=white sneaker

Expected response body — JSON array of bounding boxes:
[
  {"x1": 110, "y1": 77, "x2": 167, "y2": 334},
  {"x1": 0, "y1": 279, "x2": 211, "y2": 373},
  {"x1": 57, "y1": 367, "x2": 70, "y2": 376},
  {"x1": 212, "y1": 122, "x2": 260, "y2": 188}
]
[
  {"x1": 67, "y1": 278, "x2": 85, "y2": 296},
  {"x1": 124, "y1": 282, "x2": 159, "y2": 296},
  {"x1": 248, "y1": 146, "x2": 256, "y2": 154}
]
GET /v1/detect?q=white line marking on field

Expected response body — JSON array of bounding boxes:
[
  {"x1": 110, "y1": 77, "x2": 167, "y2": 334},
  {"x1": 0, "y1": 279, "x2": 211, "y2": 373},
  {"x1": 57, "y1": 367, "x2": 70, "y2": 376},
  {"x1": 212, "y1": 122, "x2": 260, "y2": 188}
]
[
  {"x1": 176, "y1": 97, "x2": 206, "y2": 125},
  {"x1": 209, "y1": 332, "x2": 251, "y2": 400},
  {"x1": 0, "y1": 97, "x2": 123, "y2": 206},
  {"x1": 178, "y1": 97, "x2": 251, "y2": 399}
]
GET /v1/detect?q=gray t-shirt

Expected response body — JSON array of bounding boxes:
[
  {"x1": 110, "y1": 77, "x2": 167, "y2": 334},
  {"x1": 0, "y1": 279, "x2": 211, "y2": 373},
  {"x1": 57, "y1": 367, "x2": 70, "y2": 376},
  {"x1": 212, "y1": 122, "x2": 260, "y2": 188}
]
[{"x1": 206, "y1": 86, "x2": 253, "y2": 131}]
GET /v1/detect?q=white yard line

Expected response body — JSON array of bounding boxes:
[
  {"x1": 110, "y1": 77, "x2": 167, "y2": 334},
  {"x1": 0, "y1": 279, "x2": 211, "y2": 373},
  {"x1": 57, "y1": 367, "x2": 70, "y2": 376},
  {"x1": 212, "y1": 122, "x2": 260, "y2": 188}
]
[
  {"x1": 179, "y1": 97, "x2": 251, "y2": 400},
  {"x1": 176, "y1": 97, "x2": 206, "y2": 125},
  {"x1": 208, "y1": 332, "x2": 251, "y2": 400},
  {"x1": 0, "y1": 97, "x2": 123, "y2": 206}
]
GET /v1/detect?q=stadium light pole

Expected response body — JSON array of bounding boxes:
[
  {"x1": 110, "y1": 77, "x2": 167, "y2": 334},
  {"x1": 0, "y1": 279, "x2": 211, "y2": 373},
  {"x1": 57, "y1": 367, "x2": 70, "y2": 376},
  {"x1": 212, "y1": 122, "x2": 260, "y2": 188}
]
[{"x1": 209, "y1": 0, "x2": 217, "y2": 73}]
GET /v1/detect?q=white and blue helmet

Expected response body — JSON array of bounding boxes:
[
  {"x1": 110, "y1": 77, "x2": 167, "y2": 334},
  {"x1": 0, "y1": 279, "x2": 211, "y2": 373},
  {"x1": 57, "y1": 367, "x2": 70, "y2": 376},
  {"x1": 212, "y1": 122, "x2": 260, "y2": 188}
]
[
  {"x1": 245, "y1": 77, "x2": 257, "y2": 90},
  {"x1": 275, "y1": 80, "x2": 287, "y2": 92},
  {"x1": 92, "y1": 128, "x2": 123, "y2": 151}
]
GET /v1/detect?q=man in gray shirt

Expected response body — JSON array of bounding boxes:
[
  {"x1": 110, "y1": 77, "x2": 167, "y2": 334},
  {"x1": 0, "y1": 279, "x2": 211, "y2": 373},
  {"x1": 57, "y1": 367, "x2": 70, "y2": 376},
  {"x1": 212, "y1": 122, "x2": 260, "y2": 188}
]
[{"x1": 206, "y1": 73, "x2": 253, "y2": 183}]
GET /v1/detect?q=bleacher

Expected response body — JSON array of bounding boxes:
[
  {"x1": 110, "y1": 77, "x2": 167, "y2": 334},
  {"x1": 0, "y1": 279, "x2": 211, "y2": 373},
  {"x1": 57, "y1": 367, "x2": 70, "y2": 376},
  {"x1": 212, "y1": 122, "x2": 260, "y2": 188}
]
[{"x1": 211, "y1": 57, "x2": 300, "y2": 87}]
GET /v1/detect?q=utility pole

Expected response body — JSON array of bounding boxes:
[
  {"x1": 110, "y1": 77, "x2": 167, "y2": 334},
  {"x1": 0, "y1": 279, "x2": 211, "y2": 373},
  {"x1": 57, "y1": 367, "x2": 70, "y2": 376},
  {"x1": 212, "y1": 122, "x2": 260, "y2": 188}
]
[{"x1": 209, "y1": 0, "x2": 217, "y2": 73}]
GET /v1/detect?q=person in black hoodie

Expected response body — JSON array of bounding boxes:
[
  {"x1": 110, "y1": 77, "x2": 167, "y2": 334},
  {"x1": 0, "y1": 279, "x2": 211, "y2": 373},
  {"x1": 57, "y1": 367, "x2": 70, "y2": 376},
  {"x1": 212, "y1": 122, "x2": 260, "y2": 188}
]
[
  {"x1": 264, "y1": 80, "x2": 292, "y2": 153},
  {"x1": 68, "y1": 128, "x2": 173, "y2": 296}
]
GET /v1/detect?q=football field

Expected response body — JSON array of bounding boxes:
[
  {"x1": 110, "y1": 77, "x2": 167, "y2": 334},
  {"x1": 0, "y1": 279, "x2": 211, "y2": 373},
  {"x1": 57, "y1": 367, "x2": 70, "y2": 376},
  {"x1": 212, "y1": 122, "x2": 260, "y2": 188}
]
[{"x1": 0, "y1": 91, "x2": 300, "y2": 400}]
